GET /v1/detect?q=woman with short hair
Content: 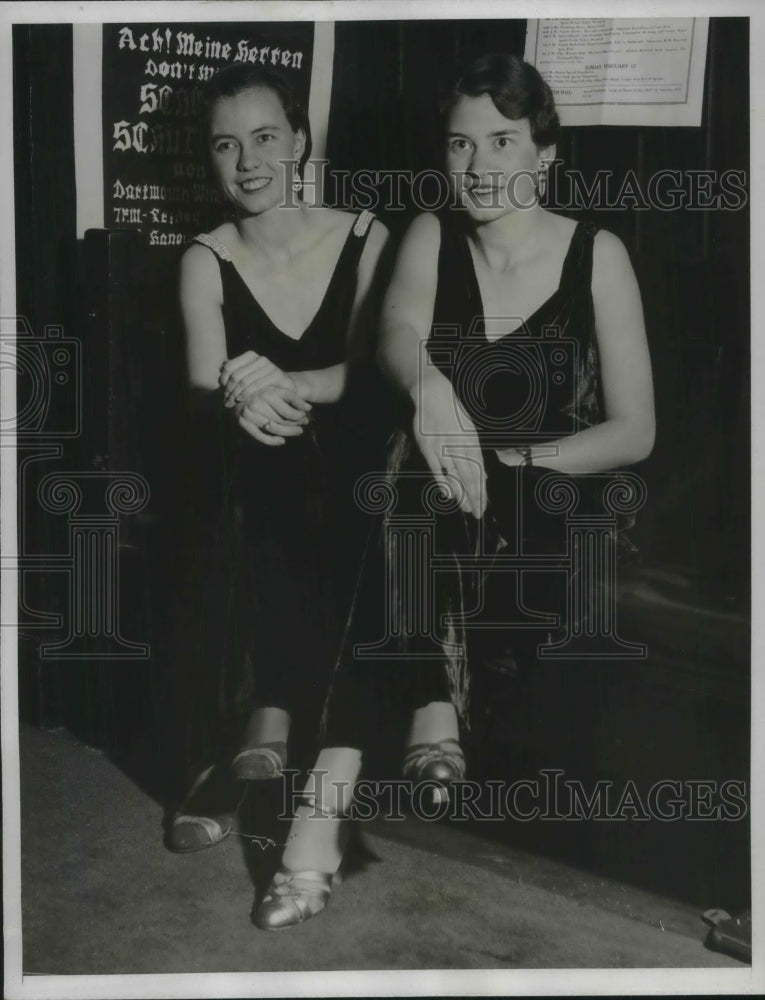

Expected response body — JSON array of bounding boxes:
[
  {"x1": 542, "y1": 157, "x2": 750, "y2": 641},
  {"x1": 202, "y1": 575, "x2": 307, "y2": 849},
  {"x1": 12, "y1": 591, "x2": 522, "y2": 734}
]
[
  {"x1": 252, "y1": 52, "x2": 654, "y2": 931},
  {"x1": 167, "y1": 62, "x2": 390, "y2": 853}
]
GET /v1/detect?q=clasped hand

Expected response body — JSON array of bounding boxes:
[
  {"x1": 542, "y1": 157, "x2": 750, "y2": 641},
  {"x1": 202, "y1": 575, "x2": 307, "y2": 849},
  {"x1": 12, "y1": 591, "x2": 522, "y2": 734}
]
[
  {"x1": 219, "y1": 350, "x2": 311, "y2": 446},
  {"x1": 412, "y1": 369, "x2": 486, "y2": 518}
]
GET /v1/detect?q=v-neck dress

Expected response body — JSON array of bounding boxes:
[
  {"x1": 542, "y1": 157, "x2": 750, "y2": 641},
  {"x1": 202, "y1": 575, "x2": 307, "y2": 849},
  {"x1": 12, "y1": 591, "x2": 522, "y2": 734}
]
[
  {"x1": 177, "y1": 210, "x2": 377, "y2": 767},
  {"x1": 321, "y1": 212, "x2": 632, "y2": 747},
  {"x1": 430, "y1": 215, "x2": 602, "y2": 445}
]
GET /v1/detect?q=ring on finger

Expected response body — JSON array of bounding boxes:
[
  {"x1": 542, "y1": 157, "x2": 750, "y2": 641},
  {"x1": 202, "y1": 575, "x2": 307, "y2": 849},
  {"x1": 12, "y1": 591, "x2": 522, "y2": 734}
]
[{"x1": 263, "y1": 419, "x2": 273, "y2": 432}]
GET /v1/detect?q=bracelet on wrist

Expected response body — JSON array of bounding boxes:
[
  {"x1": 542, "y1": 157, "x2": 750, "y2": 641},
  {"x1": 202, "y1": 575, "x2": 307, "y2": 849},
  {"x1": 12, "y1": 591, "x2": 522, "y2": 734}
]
[{"x1": 514, "y1": 445, "x2": 533, "y2": 467}]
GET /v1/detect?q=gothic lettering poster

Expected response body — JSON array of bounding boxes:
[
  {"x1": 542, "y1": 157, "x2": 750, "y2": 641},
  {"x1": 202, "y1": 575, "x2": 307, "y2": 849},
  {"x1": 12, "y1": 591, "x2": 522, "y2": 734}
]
[{"x1": 101, "y1": 22, "x2": 315, "y2": 250}]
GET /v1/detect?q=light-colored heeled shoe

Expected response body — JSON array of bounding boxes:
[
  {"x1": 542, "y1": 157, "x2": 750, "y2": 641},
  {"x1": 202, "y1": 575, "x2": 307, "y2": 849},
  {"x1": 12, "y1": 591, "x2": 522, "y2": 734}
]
[
  {"x1": 254, "y1": 869, "x2": 333, "y2": 931},
  {"x1": 402, "y1": 738, "x2": 466, "y2": 804},
  {"x1": 166, "y1": 813, "x2": 232, "y2": 853},
  {"x1": 232, "y1": 741, "x2": 288, "y2": 780},
  {"x1": 165, "y1": 764, "x2": 243, "y2": 853}
]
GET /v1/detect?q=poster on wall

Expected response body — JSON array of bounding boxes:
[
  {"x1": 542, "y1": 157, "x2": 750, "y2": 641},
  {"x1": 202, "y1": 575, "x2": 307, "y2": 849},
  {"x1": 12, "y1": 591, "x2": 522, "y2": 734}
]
[
  {"x1": 524, "y1": 18, "x2": 709, "y2": 126},
  {"x1": 100, "y1": 21, "x2": 317, "y2": 252}
]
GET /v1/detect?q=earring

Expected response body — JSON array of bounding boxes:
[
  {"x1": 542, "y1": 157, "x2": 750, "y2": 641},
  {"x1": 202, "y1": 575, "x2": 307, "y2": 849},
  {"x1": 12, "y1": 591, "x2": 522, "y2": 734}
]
[
  {"x1": 537, "y1": 162, "x2": 549, "y2": 199},
  {"x1": 292, "y1": 174, "x2": 303, "y2": 194}
]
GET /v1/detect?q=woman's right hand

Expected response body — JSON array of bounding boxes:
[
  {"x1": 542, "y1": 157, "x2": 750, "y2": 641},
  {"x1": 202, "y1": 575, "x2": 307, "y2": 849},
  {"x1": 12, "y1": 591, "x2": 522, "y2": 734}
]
[
  {"x1": 235, "y1": 384, "x2": 311, "y2": 446},
  {"x1": 411, "y1": 369, "x2": 486, "y2": 517}
]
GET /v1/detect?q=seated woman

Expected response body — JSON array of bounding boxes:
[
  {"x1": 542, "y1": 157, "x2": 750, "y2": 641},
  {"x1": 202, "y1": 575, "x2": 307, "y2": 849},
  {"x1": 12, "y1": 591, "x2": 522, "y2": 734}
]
[
  {"x1": 166, "y1": 63, "x2": 389, "y2": 851},
  {"x1": 252, "y1": 52, "x2": 655, "y2": 929}
]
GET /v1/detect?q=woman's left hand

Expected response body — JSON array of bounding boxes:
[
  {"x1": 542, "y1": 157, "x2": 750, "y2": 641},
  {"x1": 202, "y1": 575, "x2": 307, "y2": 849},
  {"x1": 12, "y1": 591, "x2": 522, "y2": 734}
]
[{"x1": 220, "y1": 350, "x2": 298, "y2": 409}]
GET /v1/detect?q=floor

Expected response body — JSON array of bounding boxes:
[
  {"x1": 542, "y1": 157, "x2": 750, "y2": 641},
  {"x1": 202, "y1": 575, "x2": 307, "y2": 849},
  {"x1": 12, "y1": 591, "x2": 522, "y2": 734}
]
[{"x1": 15, "y1": 724, "x2": 746, "y2": 976}]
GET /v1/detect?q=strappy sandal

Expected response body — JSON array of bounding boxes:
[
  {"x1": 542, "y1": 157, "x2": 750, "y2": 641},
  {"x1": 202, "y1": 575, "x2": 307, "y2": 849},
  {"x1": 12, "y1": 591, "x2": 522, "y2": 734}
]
[
  {"x1": 165, "y1": 764, "x2": 243, "y2": 853},
  {"x1": 167, "y1": 813, "x2": 233, "y2": 853},
  {"x1": 254, "y1": 869, "x2": 333, "y2": 930},
  {"x1": 231, "y1": 741, "x2": 288, "y2": 780}
]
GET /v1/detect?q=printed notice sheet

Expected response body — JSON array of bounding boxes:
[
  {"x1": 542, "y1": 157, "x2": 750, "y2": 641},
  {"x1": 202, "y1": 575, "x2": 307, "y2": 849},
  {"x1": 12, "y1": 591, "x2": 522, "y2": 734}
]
[{"x1": 524, "y1": 18, "x2": 709, "y2": 126}]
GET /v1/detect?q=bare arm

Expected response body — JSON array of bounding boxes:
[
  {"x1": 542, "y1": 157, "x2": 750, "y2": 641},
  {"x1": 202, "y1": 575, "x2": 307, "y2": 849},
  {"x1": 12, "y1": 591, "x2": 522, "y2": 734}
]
[
  {"x1": 378, "y1": 213, "x2": 440, "y2": 394},
  {"x1": 378, "y1": 214, "x2": 486, "y2": 517},
  {"x1": 180, "y1": 244, "x2": 305, "y2": 445},
  {"x1": 179, "y1": 242, "x2": 228, "y2": 393},
  {"x1": 497, "y1": 230, "x2": 655, "y2": 472}
]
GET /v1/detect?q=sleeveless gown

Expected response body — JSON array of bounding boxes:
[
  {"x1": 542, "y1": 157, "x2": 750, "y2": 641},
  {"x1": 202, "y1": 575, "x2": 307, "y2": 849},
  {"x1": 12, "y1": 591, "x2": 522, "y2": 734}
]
[
  {"x1": 322, "y1": 213, "x2": 634, "y2": 747},
  {"x1": 171, "y1": 210, "x2": 378, "y2": 781}
]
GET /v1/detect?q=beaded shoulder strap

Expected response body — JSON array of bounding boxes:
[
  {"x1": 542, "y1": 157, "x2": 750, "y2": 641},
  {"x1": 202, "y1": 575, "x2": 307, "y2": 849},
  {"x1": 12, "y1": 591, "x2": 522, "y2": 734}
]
[
  {"x1": 352, "y1": 209, "x2": 375, "y2": 238},
  {"x1": 192, "y1": 232, "x2": 233, "y2": 261}
]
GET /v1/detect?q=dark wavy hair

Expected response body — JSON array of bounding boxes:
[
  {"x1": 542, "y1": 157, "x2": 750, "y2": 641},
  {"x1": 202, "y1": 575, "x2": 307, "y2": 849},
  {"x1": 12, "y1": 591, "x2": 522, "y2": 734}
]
[
  {"x1": 440, "y1": 53, "x2": 560, "y2": 148},
  {"x1": 199, "y1": 63, "x2": 313, "y2": 177}
]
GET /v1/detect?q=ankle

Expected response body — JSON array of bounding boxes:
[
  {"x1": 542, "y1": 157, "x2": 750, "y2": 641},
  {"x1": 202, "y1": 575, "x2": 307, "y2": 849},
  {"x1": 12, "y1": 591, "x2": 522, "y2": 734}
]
[
  {"x1": 232, "y1": 742, "x2": 287, "y2": 780},
  {"x1": 281, "y1": 802, "x2": 348, "y2": 876},
  {"x1": 407, "y1": 701, "x2": 459, "y2": 746},
  {"x1": 243, "y1": 707, "x2": 290, "y2": 746}
]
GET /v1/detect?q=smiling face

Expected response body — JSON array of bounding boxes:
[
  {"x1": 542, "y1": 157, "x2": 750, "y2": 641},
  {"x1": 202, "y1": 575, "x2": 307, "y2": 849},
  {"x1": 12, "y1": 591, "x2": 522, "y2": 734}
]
[
  {"x1": 208, "y1": 85, "x2": 306, "y2": 217},
  {"x1": 445, "y1": 93, "x2": 553, "y2": 221}
]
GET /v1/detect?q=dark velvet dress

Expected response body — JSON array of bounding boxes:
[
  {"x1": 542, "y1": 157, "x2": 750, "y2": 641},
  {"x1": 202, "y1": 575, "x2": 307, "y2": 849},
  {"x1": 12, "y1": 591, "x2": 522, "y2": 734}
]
[
  {"x1": 322, "y1": 213, "x2": 637, "y2": 748},
  {"x1": 170, "y1": 210, "x2": 378, "y2": 782}
]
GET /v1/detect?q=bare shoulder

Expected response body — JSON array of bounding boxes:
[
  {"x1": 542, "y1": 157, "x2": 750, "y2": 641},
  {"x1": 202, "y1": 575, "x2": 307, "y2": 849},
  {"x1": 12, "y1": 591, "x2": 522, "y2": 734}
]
[
  {"x1": 179, "y1": 238, "x2": 223, "y2": 303},
  {"x1": 309, "y1": 205, "x2": 357, "y2": 239},
  {"x1": 405, "y1": 212, "x2": 442, "y2": 249},
  {"x1": 543, "y1": 212, "x2": 578, "y2": 264},
  {"x1": 179, "y1": 239, "x2": 219, "y2": 276},
  {"x1": 547, "y1": 211, "x2": 578, "y2": 239},
  {"x1": 390, "y1": 214, "x2": 441, "y2": 285},
  {"x1": 533, "y1": 210, "x2": 573, "y2": 258},
  {"x1": 592, "y1": 228, "x2": 632, "y2": 268},
  {"x1": 323, "y1": 206, "x2": 355, "y2": 225},
  {"x1": 592, "y1": 228, "x2": 638, "y2": 292},
  {"x1": 205, "y1": 220, "x2": 239, "y2": 250},
  {"x1": 181, "y1": 222, "x2": 237, "y2": 267}
]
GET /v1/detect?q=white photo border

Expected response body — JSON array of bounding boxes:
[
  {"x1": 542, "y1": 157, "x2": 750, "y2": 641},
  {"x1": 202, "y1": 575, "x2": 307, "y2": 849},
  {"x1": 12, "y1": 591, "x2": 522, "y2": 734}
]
[{"x1": 1, "y1": 1, "x2": 762, "y2": 997}]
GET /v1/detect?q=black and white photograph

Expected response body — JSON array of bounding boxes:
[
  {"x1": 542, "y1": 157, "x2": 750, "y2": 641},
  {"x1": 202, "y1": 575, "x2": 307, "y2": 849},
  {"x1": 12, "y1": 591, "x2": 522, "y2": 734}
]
[{"x1": 1, "y1": 1, "x2": 762, "y2": 996}]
